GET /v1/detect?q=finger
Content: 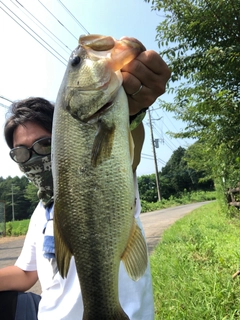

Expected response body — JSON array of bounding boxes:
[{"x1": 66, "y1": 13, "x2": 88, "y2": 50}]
[
  {"x1": 122, "y1": 67, "x2": 163, "y2": 113},
  {"x1": 120, "y1": 36, "x2": 146, "y2": 51},
  {"x1": 122, "y1": 73, "x2": 154, "y2": 114},
  {"x1": 121, "y1": 71, "x2": 142, "y2": 96},
  {"x1": 136, "y1": 50, "x2": 170, "y2": 77},
  {"x1": 122, "y1": 50, "x2": 171, "y2": 95}
]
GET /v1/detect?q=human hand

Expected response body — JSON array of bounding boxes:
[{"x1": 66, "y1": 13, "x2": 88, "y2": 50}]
[{"x1": 120, "y1": 37, "x2": 171, "y2": 115}]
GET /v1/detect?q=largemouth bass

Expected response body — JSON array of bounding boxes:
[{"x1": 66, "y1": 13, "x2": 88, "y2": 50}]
[{"x1": 52, "y1": 34, "x2": 148, "y2": 320}]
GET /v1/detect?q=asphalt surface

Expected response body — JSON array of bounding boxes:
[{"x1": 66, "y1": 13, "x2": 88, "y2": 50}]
[{"x1": 0, "y1": 201, "x2": 210, "y2": 295}]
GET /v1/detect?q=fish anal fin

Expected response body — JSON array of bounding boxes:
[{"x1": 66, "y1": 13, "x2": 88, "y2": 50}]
[
  {"x1": 121, "y1": 220, "x2": 148, "y2": 281},
  {"x1": 91, "y1": 120, "x2": 115, "y2": 167},
  {"x1": 54, "y1": 208, "x2": 72, "y2": 278}
]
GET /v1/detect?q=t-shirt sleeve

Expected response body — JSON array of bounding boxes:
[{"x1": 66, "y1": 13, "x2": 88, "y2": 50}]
[{"x1": 14, "y1": 202, "x2": 42, "y2": 271}]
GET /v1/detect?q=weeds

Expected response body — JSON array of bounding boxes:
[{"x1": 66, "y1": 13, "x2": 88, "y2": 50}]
[
  {"x1": 151, "y1": 202, "x2": 240, "y2": 319},
  {"x1": 6, "y1": 219, "x2": 30, "y2": 236}
]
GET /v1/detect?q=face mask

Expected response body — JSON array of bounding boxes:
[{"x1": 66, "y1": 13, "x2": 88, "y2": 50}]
[{"x1": 19, "y1": 154, "x2": 53, "y2": 207}]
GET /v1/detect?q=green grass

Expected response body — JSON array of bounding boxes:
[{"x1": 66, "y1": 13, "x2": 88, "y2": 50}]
[{"x1": 151, "y1": 202, "x2": 240, "y2": 319}]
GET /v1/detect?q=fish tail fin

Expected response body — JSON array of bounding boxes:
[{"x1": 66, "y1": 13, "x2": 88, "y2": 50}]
[
  {"x1": 121, "y1": 220, "x2": 148, "y2": 281},
  {"x1": 54, "y1": 210, "x2": 72, "y2": 278}
]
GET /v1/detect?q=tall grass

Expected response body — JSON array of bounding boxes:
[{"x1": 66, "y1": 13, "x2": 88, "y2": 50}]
[
  {"x1": 151, "y1": 202, "x2": 240, "y2": 319},
  {"x1": 6, "y1": 219, "x2": 29, "y2": 236}
]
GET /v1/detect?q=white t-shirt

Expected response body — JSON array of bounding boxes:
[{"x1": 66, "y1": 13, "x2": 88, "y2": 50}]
[{"x1": 15, "y1": 174, "x2": 154, "y2": 319}]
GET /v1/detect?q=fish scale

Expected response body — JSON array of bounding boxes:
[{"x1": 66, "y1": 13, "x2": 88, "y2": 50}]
[{"x1": 52, "y1": 35, "x2": 148, "y2": 319}]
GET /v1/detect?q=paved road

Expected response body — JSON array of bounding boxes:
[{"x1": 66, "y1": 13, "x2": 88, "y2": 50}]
[
  {"x1": 141, "y1": 201, "x2": 210, "y2": 254},
  {"x1": 0, "y1": 201, "x2": 210, "y2": 294}
]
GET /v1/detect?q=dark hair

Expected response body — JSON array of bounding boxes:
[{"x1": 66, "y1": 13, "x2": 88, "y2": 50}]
[{"x1": 4, "y1": 97, "x2": 54, "y2": 149}]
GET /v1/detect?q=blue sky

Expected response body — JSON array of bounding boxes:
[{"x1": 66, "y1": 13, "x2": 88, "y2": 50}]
[{"x1": 0, "y1": 0, "x2": 193, "y2": 178}]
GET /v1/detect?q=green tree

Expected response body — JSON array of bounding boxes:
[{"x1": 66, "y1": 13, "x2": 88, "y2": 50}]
[
  {"x1": 138, "y1": 146, "x2": 214, "y2": 201},
  {"x1": 145, "y1": 0, "x2": 240, "y2": 190},
  {"x1": 161, "y1": 147, "x2": 192, "y2": 195},
  {"x1": 138, "y1": 174, "x2": 158, "y2": 202},
  {"x1": 160, "y1": 146, "x2": 213, "y2": 198},
  {"x1": 24, "y1": 182, "x2": 39, "y2": 215},
  {"x1": 0, "y1": 176, "x2": 38, "y2": 221}
]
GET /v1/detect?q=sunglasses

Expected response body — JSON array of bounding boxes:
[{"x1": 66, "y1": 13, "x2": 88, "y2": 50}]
[{"x1": 10, "y1": 137, "x2": 51, "y2": 164}]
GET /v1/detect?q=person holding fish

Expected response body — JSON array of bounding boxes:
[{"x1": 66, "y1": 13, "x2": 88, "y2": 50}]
[{"x1": 0, "y1": 36, "x2": 170, "y2": 320}]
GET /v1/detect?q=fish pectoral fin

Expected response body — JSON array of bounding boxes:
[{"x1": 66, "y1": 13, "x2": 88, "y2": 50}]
[
  {"x1": 121, "y1": 220, "x2": 148, "y2": 281},
  {"x1": 54, "y1": 216, "x2": 72, "y2": 278},
  {"x1": 129, "y1": 130, "x2": 135, "y2": 166},
  {"x1": 91, "y1": 120, "x2": 115, "y2": 167}
]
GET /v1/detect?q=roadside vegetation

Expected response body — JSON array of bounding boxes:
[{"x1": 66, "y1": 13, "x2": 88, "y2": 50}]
[
  {"x1": 5, "y1": 219, "x2": 29, "y2": 237},
  {"x1": 151, "y1": 201, "x2": 240, "y2": 319},
  {"x1": 141, "y1": 190, "x2": 216, "y2": 213},
  {"x1": 4, "y1": 190, "x2": 216, "y2": 236}
]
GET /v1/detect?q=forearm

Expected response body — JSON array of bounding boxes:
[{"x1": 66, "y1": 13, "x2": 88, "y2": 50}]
[{"x1": 0, "y1": 265, "x2": 38, "y2": 292}]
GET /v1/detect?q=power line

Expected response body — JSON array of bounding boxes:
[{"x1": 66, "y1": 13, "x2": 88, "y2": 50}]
[
  {"x1": 142, "y1": 153, "x2": 154, "y2": 159},
  {"x1": 151, "y1": 111, "x2": 180, "y2": 150},
  {"x1": 157, "y1": 158, "x2": 166, "y2": 165},
  {"x1": 151, "y1": 107, "x2": 183, "y2": 147},
  {"x1": 37, "y1": 0, "x2": 78, "y2": 41},
  {"x1": 0, "y1": 2, "x2": 67, "y2": 65},
  {"x1": 0, "y1": 103, "x2": 9, "y2": 109},
  {"x1": 56, "y1": 0, "x2": 90, "y2": 35},
  {"x1": 12, "y1": 0, "x2": 72, "y2": 55},
  {"x1": 147, "y1": 109, "x2": 177, "y2": 150},
  {"x1": 152, "y1": 123, "x2": 176, "y2": 150},
  {"x1": 162, "y1": 109, "x2": 179, "y2": 132},
  {"x1": 0, "y1": 96, "x2": 13, "y2": 103}
]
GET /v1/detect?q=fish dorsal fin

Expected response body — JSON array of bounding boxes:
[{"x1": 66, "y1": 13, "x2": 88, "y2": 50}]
[
  {"x1": 121, "y1": 220, "x2": 148, "y2": 281},
  {"x1": 54, "y1": 207, "x2": 72, "y2": 278},
  {"x1": 129, "y1": 129, "x2": 135, "y2": 166},
  {"x1": 91, "y1": 120, "x2": 115, "y2": 167}
]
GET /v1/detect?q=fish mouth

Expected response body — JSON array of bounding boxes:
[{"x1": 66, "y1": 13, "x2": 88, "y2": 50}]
[{"x1": 85, "y1": 101, "x2": 113, "y2": 122}]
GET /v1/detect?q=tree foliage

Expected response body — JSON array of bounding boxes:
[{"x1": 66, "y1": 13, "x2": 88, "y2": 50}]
[
  {"x1": 0, "y1": 176, "x2": 38, "y2": 221},
  {"x1": 145, "y1": 0, "x2": 240, "y2": 189},
  {"x1": 138, "y1": 147, "x2": 214, "y2": 202}
]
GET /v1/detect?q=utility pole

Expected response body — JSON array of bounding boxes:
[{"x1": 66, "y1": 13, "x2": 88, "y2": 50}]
[
  {"x1": 11, "y1": 184, "x2": 15, "y2": 221},
  {"x1": 0, "y1": 200, "x2": 6, "y2": 236},
  {"x1": 148, "y1": 109, "x2": 161, "y2": 201}
]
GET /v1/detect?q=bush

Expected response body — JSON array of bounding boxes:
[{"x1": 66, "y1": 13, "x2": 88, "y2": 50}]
[{"x1": 141, "y1": 191, "x2": 216, "y2": 213}]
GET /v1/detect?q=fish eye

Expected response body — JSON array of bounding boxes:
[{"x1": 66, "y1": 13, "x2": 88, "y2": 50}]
[{"x1": 71, "y1": 56, "x2": 81, "y2": 66}]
